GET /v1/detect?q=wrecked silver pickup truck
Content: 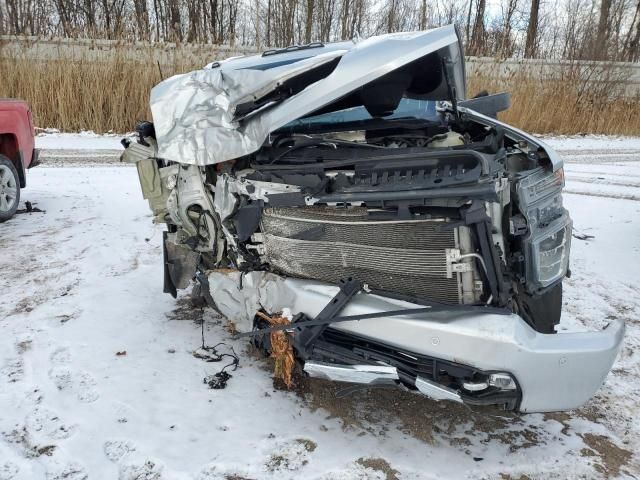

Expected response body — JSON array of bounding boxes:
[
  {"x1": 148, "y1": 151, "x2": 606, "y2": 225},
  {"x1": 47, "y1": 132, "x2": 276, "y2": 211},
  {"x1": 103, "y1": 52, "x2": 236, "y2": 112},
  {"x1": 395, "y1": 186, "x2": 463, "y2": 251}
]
[{"x1": 122, "y1": 24, "x2": 624, "y2": 413}]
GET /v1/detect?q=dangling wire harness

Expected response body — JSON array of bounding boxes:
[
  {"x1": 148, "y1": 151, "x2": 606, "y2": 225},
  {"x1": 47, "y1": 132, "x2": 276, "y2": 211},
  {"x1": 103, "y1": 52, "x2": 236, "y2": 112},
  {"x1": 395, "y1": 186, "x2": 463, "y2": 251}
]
[{"x1": 196, "y1": 321, "x2": 239, "y2": 389}]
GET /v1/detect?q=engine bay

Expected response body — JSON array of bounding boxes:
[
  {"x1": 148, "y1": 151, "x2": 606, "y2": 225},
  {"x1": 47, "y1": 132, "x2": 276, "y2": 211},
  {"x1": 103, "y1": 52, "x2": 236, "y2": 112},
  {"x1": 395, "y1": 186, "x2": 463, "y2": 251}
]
[{"x1": 124, "y1": 107, "x2": 570, "y2": 338}]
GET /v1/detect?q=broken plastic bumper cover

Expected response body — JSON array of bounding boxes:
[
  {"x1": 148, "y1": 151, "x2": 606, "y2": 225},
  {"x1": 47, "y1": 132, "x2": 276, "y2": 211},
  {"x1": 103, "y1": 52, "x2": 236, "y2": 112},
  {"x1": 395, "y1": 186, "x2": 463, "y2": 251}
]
[
  {"x1": 303, "y1": 361, "x2": 466, "y2": 404},
  {"x1": 304, "y1": 362, "x2": 400, "y2": 384},
  {"x1": 306, "y1": 326, "x2": 519, "y2": 408},
  {"x1": 207, "y1": 271, "x2": 624, "y2": 412}
]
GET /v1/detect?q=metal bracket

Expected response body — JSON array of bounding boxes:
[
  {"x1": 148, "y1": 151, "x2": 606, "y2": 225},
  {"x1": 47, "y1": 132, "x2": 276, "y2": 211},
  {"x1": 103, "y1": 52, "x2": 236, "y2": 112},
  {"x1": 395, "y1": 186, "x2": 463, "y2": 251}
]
[
  {"x1": 235, "y1": 305, "x2": 437, "y2": 340},
  {"x1": 234, "y1": 278, "x2": 363, "y2": 353},
  {"x1": 445, "y1": 248, "x2": 473, "y2": 278},
  {"x1": 245, "y1": 244, "x2": 266, "y2": 255},
  {"x1": 451, "y1": 263, "x2": 473, "y2": 274},
  {"x1": 293, "y1": 277, "x2": 363, "y2": 360}
]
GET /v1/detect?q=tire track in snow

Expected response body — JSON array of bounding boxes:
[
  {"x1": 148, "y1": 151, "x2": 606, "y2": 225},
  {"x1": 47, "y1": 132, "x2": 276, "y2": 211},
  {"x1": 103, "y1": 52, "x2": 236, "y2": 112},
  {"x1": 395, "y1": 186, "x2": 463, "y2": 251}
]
[
  {"x1": 565, "y1": 170, "x2": 640, "y2": 179},
  {"x1": 567, "y1": 176, "x2": 640, "y2": 188},
  {"x1": 560, "y1": 150, "x2": 640, "y2": 164},
  {"x1": 564, "y1": 189, "x2": 640, "y2": 201}
]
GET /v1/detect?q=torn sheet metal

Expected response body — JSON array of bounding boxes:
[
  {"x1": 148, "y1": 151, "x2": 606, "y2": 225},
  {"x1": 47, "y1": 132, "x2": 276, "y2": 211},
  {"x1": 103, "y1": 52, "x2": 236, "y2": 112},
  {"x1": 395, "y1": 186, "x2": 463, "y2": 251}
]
[
  {"x1": 150, "y1": 25, "x2": 465, "y2": 166},
  {"x1": 150, "y1": 52, "x2": 346, "y2": 166},
  {"x1": 207, "y1": 270, "x2": 293, "y2": 332}
]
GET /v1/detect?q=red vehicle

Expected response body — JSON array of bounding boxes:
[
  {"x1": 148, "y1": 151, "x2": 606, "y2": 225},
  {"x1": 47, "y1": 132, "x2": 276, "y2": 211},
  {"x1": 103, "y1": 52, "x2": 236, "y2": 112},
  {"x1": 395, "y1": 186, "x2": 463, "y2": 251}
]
[{"x1": 0, "y1": 99, "x2": 39, "y2": 221}]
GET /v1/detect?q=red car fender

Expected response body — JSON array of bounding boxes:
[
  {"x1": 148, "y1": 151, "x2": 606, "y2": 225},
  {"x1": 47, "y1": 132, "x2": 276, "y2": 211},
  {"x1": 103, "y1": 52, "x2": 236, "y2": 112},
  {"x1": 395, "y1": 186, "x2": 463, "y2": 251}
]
[{"x1": 0, "y1": 100, "x2": 36, "y2": 185}]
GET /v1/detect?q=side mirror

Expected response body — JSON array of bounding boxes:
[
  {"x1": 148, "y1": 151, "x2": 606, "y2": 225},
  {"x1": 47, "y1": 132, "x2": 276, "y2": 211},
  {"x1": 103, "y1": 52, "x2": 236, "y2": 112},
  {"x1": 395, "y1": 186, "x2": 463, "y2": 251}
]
[{"x1": 459, "y1": 92, "x2": 511, "y2": 118}]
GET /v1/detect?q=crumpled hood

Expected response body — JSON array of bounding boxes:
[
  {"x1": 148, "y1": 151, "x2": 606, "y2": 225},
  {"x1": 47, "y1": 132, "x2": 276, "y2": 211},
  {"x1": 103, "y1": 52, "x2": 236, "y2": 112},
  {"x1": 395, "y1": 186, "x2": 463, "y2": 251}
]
[
  {"x1": 150, "y1": 24, "x2": 465, "y2": 166},
  {"x1": 150, "y1": 52, "x2": 345, "y2": 166}
]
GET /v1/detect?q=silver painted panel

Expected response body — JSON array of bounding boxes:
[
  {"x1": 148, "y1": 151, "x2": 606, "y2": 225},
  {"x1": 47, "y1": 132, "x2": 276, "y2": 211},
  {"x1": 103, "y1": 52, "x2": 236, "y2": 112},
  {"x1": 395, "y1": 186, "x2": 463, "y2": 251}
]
[
  {"x1": 460, "y1": 106, "x2": 564, "y2": 172},
  {"x1": 207, "y1": 270, "x2": 624, "y2": 412},
  {"x1": 150, "y1": 52, "x2": 345, "y2": 166}
]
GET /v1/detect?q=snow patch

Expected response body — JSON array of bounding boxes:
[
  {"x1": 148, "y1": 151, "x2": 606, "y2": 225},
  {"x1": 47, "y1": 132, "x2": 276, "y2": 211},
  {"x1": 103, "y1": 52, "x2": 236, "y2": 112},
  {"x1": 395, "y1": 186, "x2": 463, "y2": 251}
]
[
  {"x1": 0, "y1": 462, "x2": 19, "y2": 480},
  {"x1": 35, "y1": 131, "x2": 132, "y2": 150},
  {"x1": 265, "y1": 438, "x2": 317, "y2": 473},
  {"x1": 103, "y1": 439, "x2": 137, "y2": 463},
  {"x1": 118, "y1": 458, "x2": 164, "y2": 480},
  {"x1": 44, "y1": 461, "x2": 88, "y2": 480},
  {"x1": 541, "y1": 134, "x2": 640, "y2": 151},
  {"x1": 24, "y1": 407, "x2": 75, "y2": 440}
]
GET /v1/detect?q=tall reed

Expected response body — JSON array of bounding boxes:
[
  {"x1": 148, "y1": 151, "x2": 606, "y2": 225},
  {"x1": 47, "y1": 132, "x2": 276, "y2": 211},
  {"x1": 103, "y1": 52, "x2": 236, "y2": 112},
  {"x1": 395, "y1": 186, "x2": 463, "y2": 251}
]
[
  {"x1": 468, "y1": 68, "x2": 640, "y2": 135},
  {"x1": 0, "y1": 44, "x2": 200, "y2": 132},
  {"x1": 1, "y1": 42, "x2": 639, "y2": 135}
]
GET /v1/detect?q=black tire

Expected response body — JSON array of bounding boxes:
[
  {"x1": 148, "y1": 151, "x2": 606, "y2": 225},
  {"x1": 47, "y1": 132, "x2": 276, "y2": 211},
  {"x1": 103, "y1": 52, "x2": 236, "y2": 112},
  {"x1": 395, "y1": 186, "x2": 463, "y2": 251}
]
[{"x1": 0, "y1": 155, "x2": 20, "y2": 222}]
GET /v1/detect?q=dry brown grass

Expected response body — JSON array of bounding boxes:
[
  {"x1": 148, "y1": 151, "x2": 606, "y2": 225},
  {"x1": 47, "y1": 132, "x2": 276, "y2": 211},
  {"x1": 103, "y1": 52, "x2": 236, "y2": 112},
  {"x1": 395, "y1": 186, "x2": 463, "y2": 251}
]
[
  {"x1": 1, "y1": 43, "x2": 639, "y2": 136},
  {"x1": 0, "y1": 45, "x2": 201, "y2": 133},
  {"x1": 468, "y1": 68, "x2": 640, "y2": 136}
]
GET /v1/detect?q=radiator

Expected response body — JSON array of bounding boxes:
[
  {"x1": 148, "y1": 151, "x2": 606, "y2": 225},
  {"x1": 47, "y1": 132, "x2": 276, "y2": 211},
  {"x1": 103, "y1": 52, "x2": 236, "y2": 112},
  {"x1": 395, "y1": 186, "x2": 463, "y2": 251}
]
[{"x1": 259, "y1": 206, "x2": 466, "y2": 304}]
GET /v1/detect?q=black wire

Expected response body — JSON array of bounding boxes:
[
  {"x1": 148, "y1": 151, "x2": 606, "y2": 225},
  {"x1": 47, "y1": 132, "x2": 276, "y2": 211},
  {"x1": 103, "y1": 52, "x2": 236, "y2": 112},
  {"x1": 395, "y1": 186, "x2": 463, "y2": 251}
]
[{"x1": 200, "y1": 322, "x2": 240, "y2": 371}]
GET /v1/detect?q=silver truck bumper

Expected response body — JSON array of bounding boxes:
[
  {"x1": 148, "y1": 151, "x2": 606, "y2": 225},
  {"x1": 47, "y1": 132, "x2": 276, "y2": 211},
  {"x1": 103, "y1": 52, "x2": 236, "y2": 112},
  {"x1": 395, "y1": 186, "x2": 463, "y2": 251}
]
[{"x1": 209, "y1": 271, "x2": 625, "y2": 413}]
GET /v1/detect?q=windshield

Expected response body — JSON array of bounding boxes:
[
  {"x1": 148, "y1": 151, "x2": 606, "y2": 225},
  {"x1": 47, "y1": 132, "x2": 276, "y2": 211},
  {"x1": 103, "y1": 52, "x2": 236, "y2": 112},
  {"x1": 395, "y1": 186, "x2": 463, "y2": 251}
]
[{"x1": 283, "y1": 98, "x2": 438, "y2": 128}]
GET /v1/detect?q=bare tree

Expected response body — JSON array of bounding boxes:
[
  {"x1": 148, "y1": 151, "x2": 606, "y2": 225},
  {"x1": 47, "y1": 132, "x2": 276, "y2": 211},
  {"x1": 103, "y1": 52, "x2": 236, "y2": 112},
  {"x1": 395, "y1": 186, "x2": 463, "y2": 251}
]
[
  {"x1": 524, "y1": 0, "x2": 541, "y2": 57},
  {"x1": 317, "y1": 0, "x2": 336, "y2": 41},
  {"x1": 133, "y1": 0, "x2": 149, "y2": 40},
  {"x1": 596, "y1": 0, "x2": 613, "y2": 57},
  {"x1": 304, "y1": 0, "x2": 314, "y2": 42},
  {"x1": 624, "y1": 0, "x2": 640, "y2": 60},
  {"x1": 0, "y1": 0, "x2": 639, "y2": 64},
  {"x1": 386, "y1": 0, "x2": 398, "y2": 33},
  {"x1": 498, "y1": 0, "x2": 519, "y2": 56},
  {"x1": 469, "y1": 0, "x2": 486, "y2": 55},
  {"x1": 152, "y1": 0, "x2": 164, "y2": 40},
  {"x1": 465, "y1": 0, "x2": 475, "y2": 43},
  {"x1": 167, "y1": 0, "x2": 181, "y2": 41},
  {"x1": 420, "y1": 0, "x2": 427, "y2": 29},
  {"x1": 228, "y1": 0, "x2": 239, "y2": 45},
  {"x1": 53, "y1": 0, "x2": 74, "y2": 37}
]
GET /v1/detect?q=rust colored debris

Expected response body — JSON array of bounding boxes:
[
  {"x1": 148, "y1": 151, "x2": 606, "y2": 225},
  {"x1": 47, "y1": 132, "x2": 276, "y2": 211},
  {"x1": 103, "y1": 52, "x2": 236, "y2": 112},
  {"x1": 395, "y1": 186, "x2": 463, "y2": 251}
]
[{"x1": 256, "y1": 311, "x2": 295, "y2": 388}]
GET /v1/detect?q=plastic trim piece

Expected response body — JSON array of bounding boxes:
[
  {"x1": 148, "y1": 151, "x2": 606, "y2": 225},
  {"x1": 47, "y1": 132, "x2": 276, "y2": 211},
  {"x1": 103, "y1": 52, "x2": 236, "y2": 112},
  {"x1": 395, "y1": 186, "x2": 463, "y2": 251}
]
[
  {"x1": 303, "y1": 361, "x2": 399, "y2": 384},
  {"x1": 415, "y1": 377, "x2": 463, "y2": 403}
]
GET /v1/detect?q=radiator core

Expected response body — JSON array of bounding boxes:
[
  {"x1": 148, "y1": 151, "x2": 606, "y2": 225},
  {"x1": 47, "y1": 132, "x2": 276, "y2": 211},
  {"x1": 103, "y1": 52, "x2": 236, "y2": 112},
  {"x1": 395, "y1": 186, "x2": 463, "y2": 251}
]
[{"x1": 259, "y1": 206, "x2": 462, "y2": 304}]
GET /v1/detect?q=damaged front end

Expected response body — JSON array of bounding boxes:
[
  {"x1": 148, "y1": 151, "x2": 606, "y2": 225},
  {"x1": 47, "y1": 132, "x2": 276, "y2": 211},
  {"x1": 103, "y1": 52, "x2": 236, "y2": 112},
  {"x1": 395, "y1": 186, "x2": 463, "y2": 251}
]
[{"x1": 122, "y1": 25, "x2": 623, "y2": 413}]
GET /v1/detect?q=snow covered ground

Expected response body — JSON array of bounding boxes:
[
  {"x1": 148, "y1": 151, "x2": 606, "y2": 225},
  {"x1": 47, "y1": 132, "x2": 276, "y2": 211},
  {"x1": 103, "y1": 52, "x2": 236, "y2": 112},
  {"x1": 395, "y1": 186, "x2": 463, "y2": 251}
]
[
  {"x1": 35, "y1": 131, "x2": 128, "y2": 151},
  {"x1": 33, "y1": 132, "x2": 131, "y2": 167},
  {"x1": 0, "y1": 136, "x2": 638, "y2": 479}
]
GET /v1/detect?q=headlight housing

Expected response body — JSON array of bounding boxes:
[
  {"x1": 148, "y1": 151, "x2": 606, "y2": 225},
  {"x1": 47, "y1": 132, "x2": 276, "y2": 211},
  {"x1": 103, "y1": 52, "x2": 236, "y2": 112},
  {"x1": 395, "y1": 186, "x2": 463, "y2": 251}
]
[
  {"x1": 516, "y1": 167, "x2": 565, "y2": 229},
  {"x1": 516, "y1": 167, "x2": 572, "y2": 292},
  {"x1": 526, "y1": 213, "x2": 572, "y2": 289}
]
